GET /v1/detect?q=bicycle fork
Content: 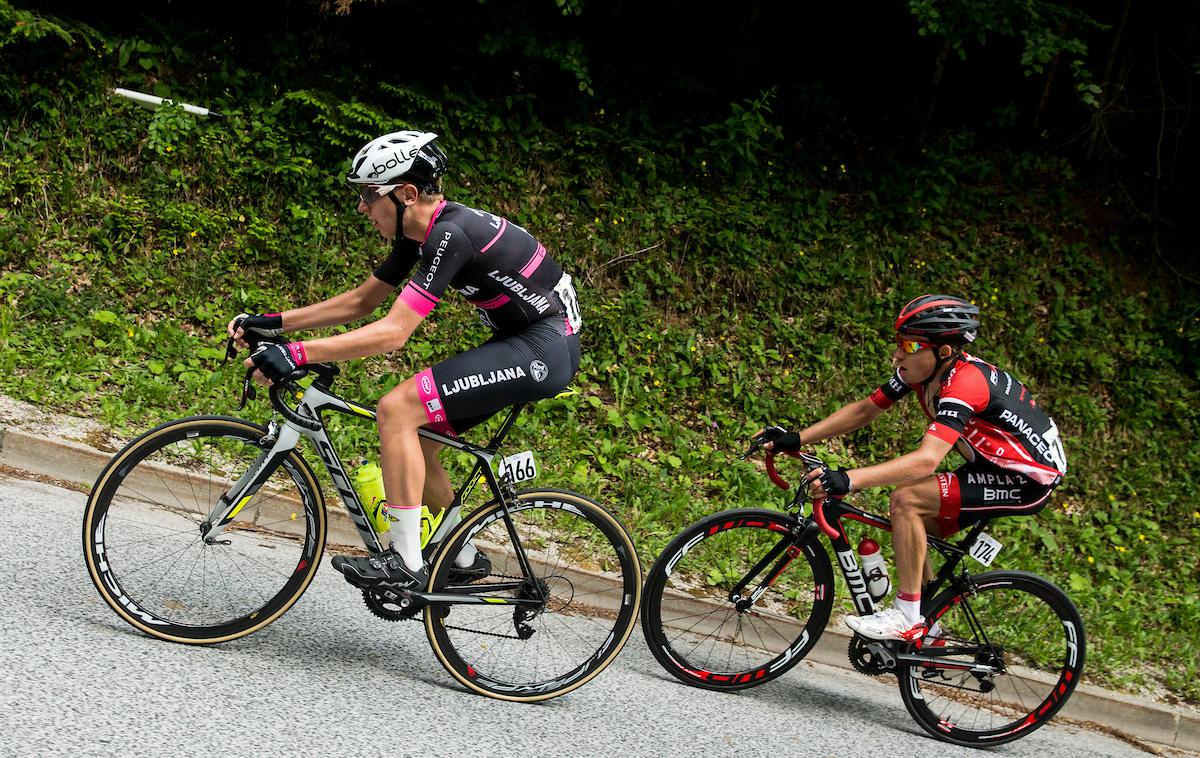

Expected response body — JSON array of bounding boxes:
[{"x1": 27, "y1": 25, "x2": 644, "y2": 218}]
[{"x1": 728, "y1": 517, "x2": 822, "y2": 610}]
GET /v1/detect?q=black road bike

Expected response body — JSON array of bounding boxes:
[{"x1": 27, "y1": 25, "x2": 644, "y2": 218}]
[
  {"x1": 640, "y1": 435, "x2": 1084, "y2": 746},
  {"x1": 83, "y1": 339, "x2": 641, "y2": 702}
]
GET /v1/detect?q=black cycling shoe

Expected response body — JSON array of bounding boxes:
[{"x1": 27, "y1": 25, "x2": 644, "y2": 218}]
[
  {"x1": 332, "y1": 550, "x2": 428, "y2": 592},
  {"x1": 448, "y1": 549, "x2": 492, "y2": 584}
]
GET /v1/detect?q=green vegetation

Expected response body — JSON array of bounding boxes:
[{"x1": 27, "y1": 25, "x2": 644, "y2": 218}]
[{"x1": 2, "y1": 1, "x2": 1197, "y2": 704}]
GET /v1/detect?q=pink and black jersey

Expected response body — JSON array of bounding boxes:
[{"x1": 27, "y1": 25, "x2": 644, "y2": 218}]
[
  {"x1": 869, "y1": 355, "x2": 1067, "y2": 486},
  {"x1": 373, "y1": 201, "x2": 580, "y2": 336}
]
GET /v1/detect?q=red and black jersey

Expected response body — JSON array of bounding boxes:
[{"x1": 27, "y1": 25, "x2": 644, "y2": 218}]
[
  {"x1": 869, "y1": 354, "x2": 1067, "y2": 486},
  {"x1": 373, "y1": 201, "x2": 578, "y2": 336}
]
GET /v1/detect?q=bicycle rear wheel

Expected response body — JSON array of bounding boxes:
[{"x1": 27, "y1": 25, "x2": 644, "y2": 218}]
[
  {"x1": 83, "y1": 416, "x2": 326, "y2": 643},
  {"x1": 640, "y1": 508, "x2": 835, "y2": 690},
  {"x1": 898, "y1": 570, "x2": 1085, "y2": 746},
  {"x1": 424, "y1": 489, "x2": 641, "y2": 702}
]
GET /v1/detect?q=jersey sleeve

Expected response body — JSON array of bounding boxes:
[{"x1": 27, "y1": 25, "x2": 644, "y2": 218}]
[
  {"x1": 868, "y1": 369, "x2": 913, "y2": 409},
  {"x1": 397, "y1": 221, "x2": 474, "y2": 318},
  {"x1": 373, "y1": 238, "x2": 421, "y2": 287},
  {"x1": 927, "y1": 363, "x2": 990, "y2": 444}
]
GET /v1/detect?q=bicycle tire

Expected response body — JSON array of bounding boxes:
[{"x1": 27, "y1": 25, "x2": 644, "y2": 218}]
[
  {"x1": 424, "y1": 488, "x2": 641, "y2": 702},
  {"x1": 640, "y1": 508, "x2": 835, "y2": 690},
  {"x1": 898, "y1": 569, "x2": 1086, "y2": 746},
  {"x1": 83, "y1": 416, "x2": 327, "y2": 644}
]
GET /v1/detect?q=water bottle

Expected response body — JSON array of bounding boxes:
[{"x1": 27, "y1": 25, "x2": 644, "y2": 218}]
[
  {"x1": 351, "y1": 461, "x2": 390, "y2": 536},
  {"x1": 420, "y1": 505, "x2": 444, "y2": 550},
  {"x1": 858, "y1": 538, "x2": 891, "y2": 601}
]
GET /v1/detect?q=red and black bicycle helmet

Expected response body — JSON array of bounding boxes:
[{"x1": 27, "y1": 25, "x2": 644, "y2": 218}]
[{"x1": 895, "y1": 294, "x2": 980, "y2": 346}]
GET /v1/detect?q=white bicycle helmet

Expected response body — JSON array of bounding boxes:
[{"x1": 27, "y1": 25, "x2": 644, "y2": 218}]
[{"x1": 346, "y1": 131, "x2": 448, "y2": 202}]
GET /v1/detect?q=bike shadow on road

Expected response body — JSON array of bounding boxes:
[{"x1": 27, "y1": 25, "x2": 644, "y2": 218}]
[{"x1": 634, "y1": 657, "x2": 923, "y2": 741}]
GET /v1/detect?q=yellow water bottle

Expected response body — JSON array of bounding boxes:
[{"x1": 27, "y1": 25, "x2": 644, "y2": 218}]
[
  {"x1": 351, "y1": 461, "x2": 390, "y2": 536},
  {"x1": 420, "y1": 506, "x2": 445, "y2": 550}
]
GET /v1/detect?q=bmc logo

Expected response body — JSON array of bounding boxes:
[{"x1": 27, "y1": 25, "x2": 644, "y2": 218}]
[{"x1": 369, "y1": 147, "x2": 419, "y2": 178}]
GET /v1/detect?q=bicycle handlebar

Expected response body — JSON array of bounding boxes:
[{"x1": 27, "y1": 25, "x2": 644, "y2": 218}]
[
  {"x1": 268, "y1": 378, "x2": 321, "y2": 431},
  {"x1": 223, "y1": 329, "x2": 334, "y2": 432},
  {"x1": 744, "y1": 427, "x2": 827, "y2": 492}
]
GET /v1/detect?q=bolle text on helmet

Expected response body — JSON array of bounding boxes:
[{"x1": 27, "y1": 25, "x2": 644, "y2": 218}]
[{"x1": 369, "y1": 146, "x2": 422, "y2": 179}]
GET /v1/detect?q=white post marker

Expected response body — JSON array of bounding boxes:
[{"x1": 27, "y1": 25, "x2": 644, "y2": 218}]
[{"x1": 112, "y1": 88, "x2": 220, "y2": 117}]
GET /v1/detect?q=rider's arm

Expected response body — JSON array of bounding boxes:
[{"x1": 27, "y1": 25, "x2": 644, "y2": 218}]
[
  {"x1": 843, "y1": 433, "x2": 954, "y2": 490},
  {"x1": 287, "y1": 292, "x2": 425, "y2": 363},
  {"x1": 797, "y1": 398, "x2": 887, "y2": 445},
  {"x1": 274, "y1": 276, "x2": 396, "y2": 332}
]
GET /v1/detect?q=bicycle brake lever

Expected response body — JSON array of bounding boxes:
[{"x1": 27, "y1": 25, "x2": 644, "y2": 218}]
[
  {"x1": 739, "y1": 439, "x2": 762, "y2": 460},
  {"x1": 238, "y1": 365, "x2": 257, "y2": 410}
]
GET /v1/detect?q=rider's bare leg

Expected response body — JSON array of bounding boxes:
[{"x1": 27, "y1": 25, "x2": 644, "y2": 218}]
[
  {"x1": 420, "y1": 438, "x2": 454, "y2": 512},
  {"x1": 419, "y1": 437, "x2": 478, "y2": 567},
  {"x1": 888, "y1": 477, "x2": 944, "y2": 624},
  {"x1": 376, "y1": 378, "x2": 433, "y2": 572}
]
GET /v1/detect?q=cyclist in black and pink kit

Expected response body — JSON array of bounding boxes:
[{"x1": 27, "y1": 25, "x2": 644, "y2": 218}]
[
  {"x1": 227, "y1": 131, "x2": 582, "y2": 592},
  {"x1": 763, "y1": 295, "x2": 1066, "y2": 641}
]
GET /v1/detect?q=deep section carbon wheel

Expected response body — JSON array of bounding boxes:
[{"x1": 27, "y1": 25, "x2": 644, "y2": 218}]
[
  {"x1": 424, "y1": 489, "x2": 641, "y2": 702},
  {"x1": 898, "y1": 570, "x2": 1086, "y2": 746},
  {"x1": 641, "y1": 508, "x2": 835, "y2": 690},
  {"x1": 83, "y1": 416, "x2": 326, "y2": 643}
]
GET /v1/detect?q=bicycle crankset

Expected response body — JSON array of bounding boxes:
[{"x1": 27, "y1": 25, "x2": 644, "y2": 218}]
[
  {"x1": 363, "y1": 588, "x2": 421, "y2": 622},
  {"x1": 848, "y1": 636, "x2": 894, "y2": 676}
]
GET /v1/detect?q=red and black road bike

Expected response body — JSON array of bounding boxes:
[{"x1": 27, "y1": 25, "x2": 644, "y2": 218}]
[{"x1": 640, "y1": 433, "x2": 1085, "y2": 747}]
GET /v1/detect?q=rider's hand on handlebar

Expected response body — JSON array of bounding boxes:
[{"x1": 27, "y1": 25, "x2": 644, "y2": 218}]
[
  {"x1": 756, "y1": 425, "x2": 803, "y2": 452},
  {"x1": 227, "y1": 312, "x2": 284, "y2": 351},
  {"x1": 806, "y1": 467, "x2": 852, "y2": 498},
  {"x1": 244, "y1": 342, "x2": 307, "y2": 386}
]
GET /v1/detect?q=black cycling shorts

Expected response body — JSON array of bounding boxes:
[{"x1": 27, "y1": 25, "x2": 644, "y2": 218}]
[
  {"x1": 934, "y1": 457, "x2": 1059, "y2": 536},
  {"x1": 413, "y1": 317, "x2": 580, "y2": 436}
]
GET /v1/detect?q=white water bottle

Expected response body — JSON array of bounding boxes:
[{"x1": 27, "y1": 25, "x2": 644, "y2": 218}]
[{"x1": 858, "y1": 538, "x2": 891, "y2": 601}]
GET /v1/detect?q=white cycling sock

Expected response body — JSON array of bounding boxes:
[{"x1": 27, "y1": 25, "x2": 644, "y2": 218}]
[
  {"x1": 387, "y1": 504, "x2": 424, "y2": 572},
  {"x1": 442, "y1": 506, "x2": 478, "y2": 568},
  {"x1": 896, "y1": 593, "x2": 923, "y2": 624}
]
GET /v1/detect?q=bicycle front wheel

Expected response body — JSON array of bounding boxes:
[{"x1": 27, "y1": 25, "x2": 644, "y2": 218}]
[
  {"x1": 83, "y1": 416, "x2": 327, "y2": 644},
  {"x1": 424, "y1": 489, "x2": 641, "y2": 702},
  {"x1": 898, "y1": 570, "x2": 1086, "y2": 746},
  {"x1": 640, "y1": 508, "x2": 835, "y2": 690}
]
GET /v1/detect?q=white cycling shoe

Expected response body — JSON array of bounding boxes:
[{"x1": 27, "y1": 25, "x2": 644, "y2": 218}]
[{"x1": 845, "y1": 607, "x2": 926, "y2": 642}]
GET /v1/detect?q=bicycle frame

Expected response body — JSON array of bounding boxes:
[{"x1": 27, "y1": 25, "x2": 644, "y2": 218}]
[
  {"x1": 200, "y1": 371, "x2": 546, "y2": 609},
  {"x1": 762, "y1": 450, "x2": 1001, "y2": 672}
]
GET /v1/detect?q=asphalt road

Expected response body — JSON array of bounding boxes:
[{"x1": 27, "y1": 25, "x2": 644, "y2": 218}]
[{"x1": 0, "y1": 474, "x2": 1158, "y2": 757}]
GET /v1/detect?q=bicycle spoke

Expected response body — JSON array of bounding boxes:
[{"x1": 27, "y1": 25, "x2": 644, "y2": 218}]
[{"x1": 85, "y1": 419, "x2": 324, "y2": 642}]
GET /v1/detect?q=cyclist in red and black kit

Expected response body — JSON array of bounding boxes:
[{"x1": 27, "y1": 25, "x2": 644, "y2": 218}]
[
  {"x1": 228, "y1": 131, "x2": 582, "y2": 592},
  {"x1": 765, "y1": 295, "x2": 1067, "y2": 641}
]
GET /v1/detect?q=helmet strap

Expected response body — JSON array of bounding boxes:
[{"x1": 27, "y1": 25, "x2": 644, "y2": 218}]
[{"x1": 387, "y1": 189, "x2": 406, "y2": 239}]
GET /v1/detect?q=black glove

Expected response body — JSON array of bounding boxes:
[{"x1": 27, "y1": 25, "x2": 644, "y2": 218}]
[
  {"x1": 762, "y1": 425, "x2": 802, "y2": 451},
  {"x1": 818, "y1": 468, "x2": 852, "y2": 497},
  {"x1": 233, "y1": 313, "x2": 284, "y2": 340},
  {"x1": 250, "y1": 342, "x2": 307, "y2": 383}
]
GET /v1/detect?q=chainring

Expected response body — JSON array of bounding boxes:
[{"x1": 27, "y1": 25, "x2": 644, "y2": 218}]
[
  {"x1": 848, "y1": 635, "x2": 891, "y2": 676},
  {"x1": 362, "y1": 588, "x2": 420, "y2": 622}
]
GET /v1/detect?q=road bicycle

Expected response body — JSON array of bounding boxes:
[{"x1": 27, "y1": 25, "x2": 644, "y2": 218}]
[
  {"x1": 83, "y1": 338, "x2": 641, "y2": 702},
  {"x1": 640, "y1": 433, "x2": 1085, "y2": 746}
]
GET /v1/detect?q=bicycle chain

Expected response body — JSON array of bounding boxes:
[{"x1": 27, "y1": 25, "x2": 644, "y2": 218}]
[{"x1": 364, "y1": 572, "x2": 540, "y2": 641}]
